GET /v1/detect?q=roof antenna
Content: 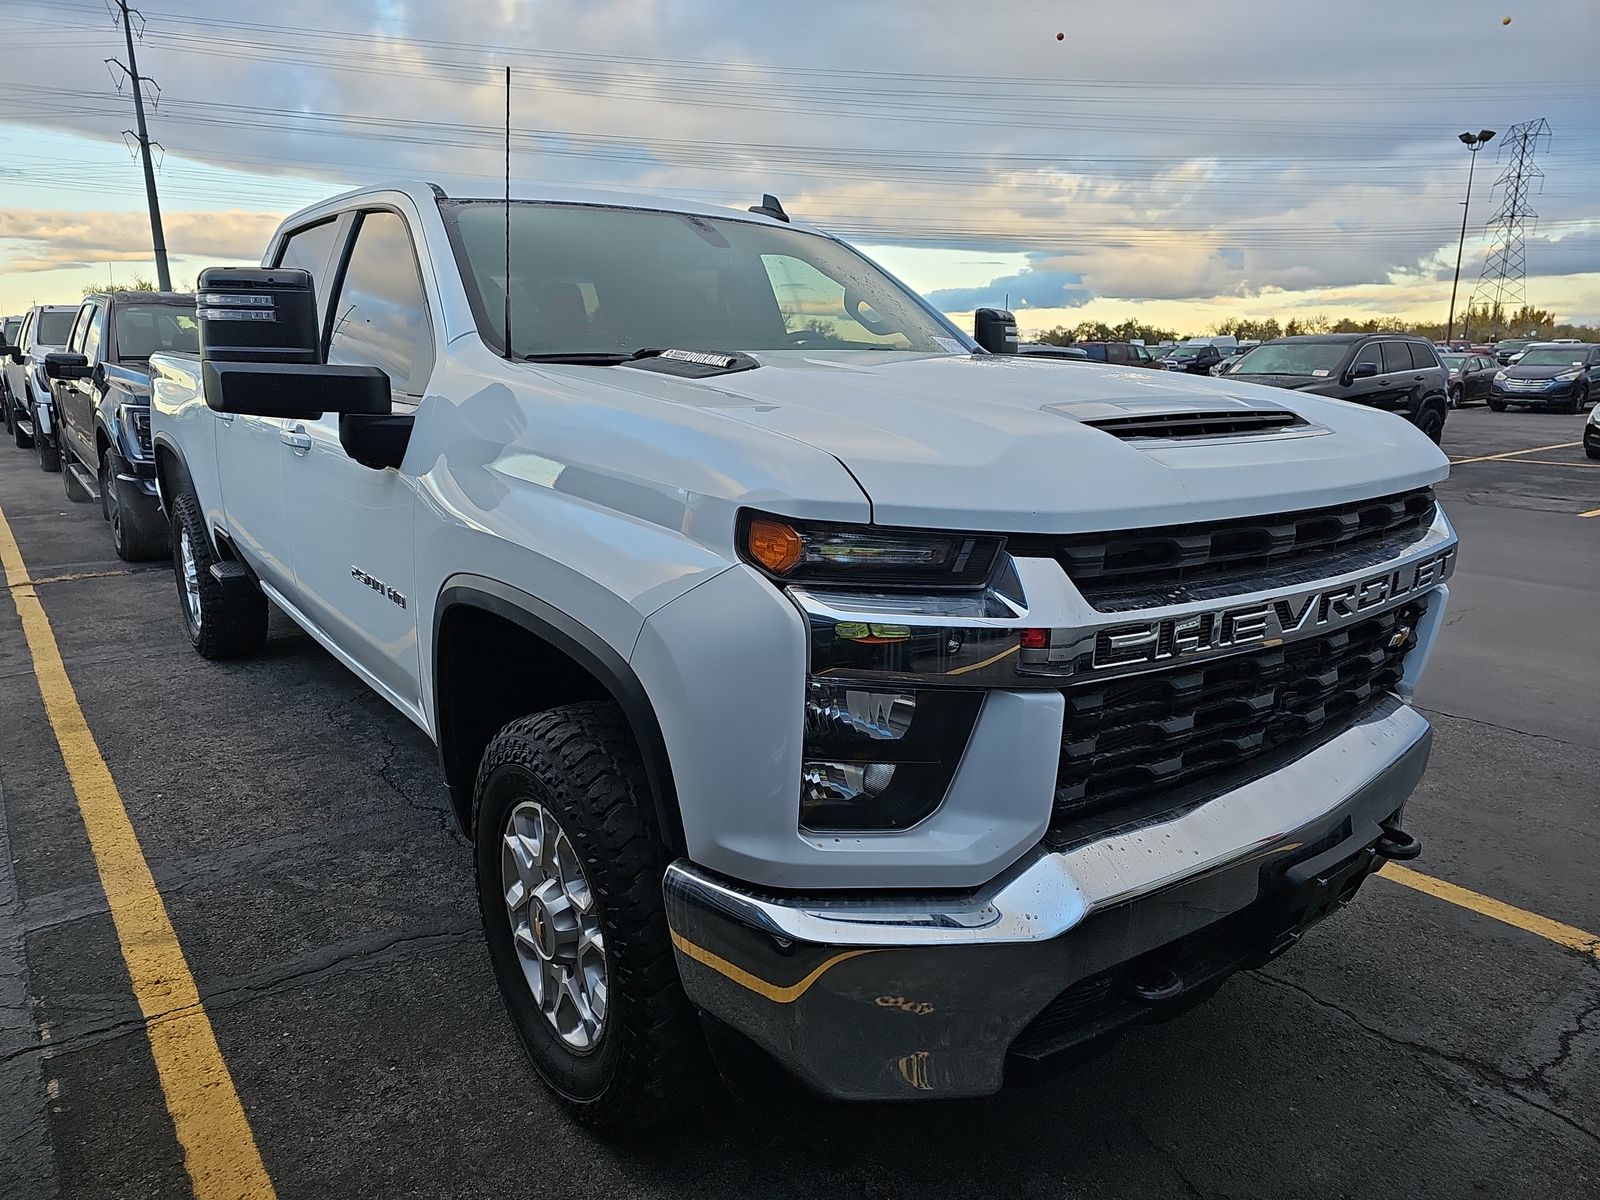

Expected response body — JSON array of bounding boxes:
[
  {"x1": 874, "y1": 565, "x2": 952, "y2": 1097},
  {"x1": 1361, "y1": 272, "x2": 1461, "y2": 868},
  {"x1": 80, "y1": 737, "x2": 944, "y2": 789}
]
[
  {"x1": 503, "y1": 65, "x2": 512, "y2": 360},
  {"x1": 748, "y1": 193, "x2": 790, "y2": 223}
]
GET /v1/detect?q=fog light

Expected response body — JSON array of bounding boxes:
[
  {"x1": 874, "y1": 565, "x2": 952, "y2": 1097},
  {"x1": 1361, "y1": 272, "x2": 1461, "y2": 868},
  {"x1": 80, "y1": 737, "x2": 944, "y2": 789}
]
[
  {"x1": 805, "y1": 682, "x2": 915, "y2": 741},
  {"x1": 803, "y1": 761, "x2": 897, "y2": 806}
]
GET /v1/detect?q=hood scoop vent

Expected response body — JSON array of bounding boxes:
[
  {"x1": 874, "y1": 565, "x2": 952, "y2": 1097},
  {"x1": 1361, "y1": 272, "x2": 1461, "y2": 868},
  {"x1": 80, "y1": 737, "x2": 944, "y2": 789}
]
[{"x1": 1083, "y1": 409, "x2": 1307, "y2": 441}]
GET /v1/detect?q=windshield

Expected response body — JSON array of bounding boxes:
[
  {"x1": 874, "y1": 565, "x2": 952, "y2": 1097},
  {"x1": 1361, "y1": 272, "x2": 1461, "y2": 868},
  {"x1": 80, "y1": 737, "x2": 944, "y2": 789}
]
[
  {"x1": 36, "y1": 310, "x2": 76, "y2": 346},
  {"x1": 1231, "y1": 342, "x2": 1349, "y2": 376},
  {"x1": 1496, "y1": 340, "x2": 1530, "y2": 352},
  {"x1": 1517, "y1": 348, "x2": 1587, "y2": 367},
  {"x1": 114, "y1": 304, "x2": 199, "y2": 360},
  {"x1": 1438, "y1": 354, "x2": 1465, "y2": 369},
  {"x1": 1166, "y1": 349, "x2": 1198, "y2": 360},
  {"x1": 440, "y1": 200, "x2": 962, "y2": 357}
]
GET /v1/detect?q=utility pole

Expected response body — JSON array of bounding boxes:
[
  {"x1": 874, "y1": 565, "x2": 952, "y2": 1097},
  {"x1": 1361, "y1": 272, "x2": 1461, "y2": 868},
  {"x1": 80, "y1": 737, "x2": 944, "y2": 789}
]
[
  {"x1": 1446, "y1": 129, "x2": 1493, "y2": 345},
  {"x1": 107, "y1": 0, "x2": 170, "y2": 291}
]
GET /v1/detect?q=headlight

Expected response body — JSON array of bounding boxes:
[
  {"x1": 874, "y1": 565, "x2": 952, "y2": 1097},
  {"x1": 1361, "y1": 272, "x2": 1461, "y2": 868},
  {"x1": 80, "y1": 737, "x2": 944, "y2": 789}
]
[
  {"x1": 1555, "y1": 371, "x2": 1581, "y2": 382},
  {"x1": 117, "y1": 404, "x2": 153, "y2": 460},
  {"x1": 800, "y1": 680, "x2": 981, "y2": 830},
  {"x1": 740, "y1": 513, "x2": 1005, "y2": 589},
  {"x1": 1494, "y1": 370, "x2": 1507, "y2": 381}
]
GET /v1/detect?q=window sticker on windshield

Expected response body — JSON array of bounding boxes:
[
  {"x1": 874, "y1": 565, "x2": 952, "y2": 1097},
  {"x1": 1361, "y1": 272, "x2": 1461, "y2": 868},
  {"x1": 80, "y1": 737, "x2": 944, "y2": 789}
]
[
  {"x1": 931, "y1": 337, "x2": 965, "y2": 354},
  {"x1": 1311, "y1": 369, "x2": 1331, "y2": 377}
]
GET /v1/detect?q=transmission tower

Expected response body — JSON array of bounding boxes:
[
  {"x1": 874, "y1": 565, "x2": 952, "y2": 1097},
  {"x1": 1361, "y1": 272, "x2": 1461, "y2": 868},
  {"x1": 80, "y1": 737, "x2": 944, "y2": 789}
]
[
  {"x1": 104, "y1": 0, "x2": 171, "y2": 290},
  {"x1": 1468, "y1": 118, "x2": 1551, "y2": 339}
]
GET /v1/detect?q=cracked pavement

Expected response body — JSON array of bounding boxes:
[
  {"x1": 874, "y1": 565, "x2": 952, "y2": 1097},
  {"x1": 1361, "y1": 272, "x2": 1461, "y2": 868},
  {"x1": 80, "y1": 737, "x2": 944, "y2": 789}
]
[{"x1": 1, "y1": 405, "x2": 1597, "y2": 1199}]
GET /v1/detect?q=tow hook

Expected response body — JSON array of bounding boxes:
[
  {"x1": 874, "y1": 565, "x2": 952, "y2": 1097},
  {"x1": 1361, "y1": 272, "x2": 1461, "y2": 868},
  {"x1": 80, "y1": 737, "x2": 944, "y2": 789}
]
[{"x1": 1374, "y1": 823, "x2": 1422, "y2": 861}]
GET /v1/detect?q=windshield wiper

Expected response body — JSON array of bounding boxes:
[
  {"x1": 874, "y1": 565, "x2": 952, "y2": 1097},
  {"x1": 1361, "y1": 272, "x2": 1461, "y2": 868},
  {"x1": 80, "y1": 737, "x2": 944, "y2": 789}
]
[{"x1": 520, "y1": 348, "x2": 663, "y2": 366}]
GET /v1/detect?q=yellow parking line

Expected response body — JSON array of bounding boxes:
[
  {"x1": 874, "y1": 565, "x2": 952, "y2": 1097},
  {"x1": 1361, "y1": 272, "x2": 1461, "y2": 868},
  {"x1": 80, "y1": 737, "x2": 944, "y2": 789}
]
[
  {"x1": 0, "y1": 503, "x2": 276, "y2": 1200},
  {"x1": 1448, "y1": 441, "x2": 1581, "y2": 465},
  {"x1": 1580, "y1": 507, "x2": 1600, "y2": 518},
  {"x1": 1379, "y1": 863, "x2": 1600, "y2": 959}
]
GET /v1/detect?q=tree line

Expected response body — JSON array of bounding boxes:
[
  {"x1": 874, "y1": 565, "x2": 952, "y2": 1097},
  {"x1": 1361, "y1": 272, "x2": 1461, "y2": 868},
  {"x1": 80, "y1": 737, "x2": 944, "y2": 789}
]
[{"x1": 1032, "y1": 303, "x2": 1598, "y2": 347}]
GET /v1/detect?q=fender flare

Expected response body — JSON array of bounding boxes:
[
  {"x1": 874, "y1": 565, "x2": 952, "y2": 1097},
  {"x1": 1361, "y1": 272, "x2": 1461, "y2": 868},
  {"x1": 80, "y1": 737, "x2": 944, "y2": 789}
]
[
  {"x1": 433, "y1": 577, "x2": 685, "y2": 853},
  {"x1": 152, "y1": 432, "x2": 195, "y2": 513}
]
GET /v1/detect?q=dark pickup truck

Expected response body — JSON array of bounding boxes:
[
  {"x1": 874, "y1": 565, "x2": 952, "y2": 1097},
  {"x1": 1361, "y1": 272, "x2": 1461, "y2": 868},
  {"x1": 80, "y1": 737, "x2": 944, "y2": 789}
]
[{"x1": 45, "y1": 291, "x2": 196, "y2": 560}]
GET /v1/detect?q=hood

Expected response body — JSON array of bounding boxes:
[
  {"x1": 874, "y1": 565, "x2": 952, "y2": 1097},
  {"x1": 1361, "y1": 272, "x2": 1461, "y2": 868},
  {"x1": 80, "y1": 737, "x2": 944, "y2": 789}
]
[
  {"x1": 1502, "y1": 363, "x2": 1582, "y2": 380},
  {"x1": 528, "y1": 351, "x2": 1449, "y2": 534}
]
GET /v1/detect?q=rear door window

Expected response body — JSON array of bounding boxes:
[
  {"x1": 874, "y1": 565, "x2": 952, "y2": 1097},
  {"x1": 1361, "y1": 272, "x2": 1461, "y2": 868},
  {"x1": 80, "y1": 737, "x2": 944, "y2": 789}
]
[
  {"x1": 273, "y1": 218, "x2": 345, "y2": 327},
  {"x1": 1381, "y1": 342, "x2": 1413, "y2": 374}
]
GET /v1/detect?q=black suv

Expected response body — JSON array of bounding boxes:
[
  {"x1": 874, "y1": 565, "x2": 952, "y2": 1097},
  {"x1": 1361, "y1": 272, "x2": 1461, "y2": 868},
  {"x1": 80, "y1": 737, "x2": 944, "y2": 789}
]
[
  {"x1": 45, "y1": 291, "x2": 196, "y2": 560},
  {"x1": 1070, "y1": 341, "x2": 1164, "y2": 368},
  {"x1": 1227, "y1": 333, "x2": 1451, "y2": 442}
]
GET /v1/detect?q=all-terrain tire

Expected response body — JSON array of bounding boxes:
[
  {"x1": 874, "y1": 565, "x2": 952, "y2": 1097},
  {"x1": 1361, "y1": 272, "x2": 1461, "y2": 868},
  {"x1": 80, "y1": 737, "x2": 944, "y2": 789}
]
[
  {"x1": 1414, "y1": 403, "x2": 1446, "y2": 444},
  {"x1": 105, "y1": 450, "x2": 168, "y2": 562},
  {"x1": 473, "y1": 702, "x2": 708, "y2": 1131},
  {"x1": 169, "y1": 490, "x2": 268, "y2": 659},
  {"x1": 35, "y1": 419, "x2": 60, "y2": 472}
]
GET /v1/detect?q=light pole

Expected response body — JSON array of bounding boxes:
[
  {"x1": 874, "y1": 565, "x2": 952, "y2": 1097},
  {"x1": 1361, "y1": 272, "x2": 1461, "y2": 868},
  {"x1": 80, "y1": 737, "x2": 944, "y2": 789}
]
[{"x1": 1446, "y1": 129, "x2": 1494, "y2": 345}]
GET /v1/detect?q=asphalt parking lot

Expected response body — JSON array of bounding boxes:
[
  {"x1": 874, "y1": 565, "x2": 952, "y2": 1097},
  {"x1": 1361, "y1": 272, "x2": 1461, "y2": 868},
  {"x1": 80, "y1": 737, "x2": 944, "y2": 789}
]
[{"x1": 1, "y1": 405, "x2": 1596, "y2": 1200}]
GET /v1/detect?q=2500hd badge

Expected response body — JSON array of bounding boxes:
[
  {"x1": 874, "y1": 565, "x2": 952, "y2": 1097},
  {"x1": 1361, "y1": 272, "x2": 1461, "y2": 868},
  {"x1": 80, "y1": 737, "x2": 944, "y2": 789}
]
[{"x1": 1092, "y1": 546, "x2": 1456, "y2": 671}]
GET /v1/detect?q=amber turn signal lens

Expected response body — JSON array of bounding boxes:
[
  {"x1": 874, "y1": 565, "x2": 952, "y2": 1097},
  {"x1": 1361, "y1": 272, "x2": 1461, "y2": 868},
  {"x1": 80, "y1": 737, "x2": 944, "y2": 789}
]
[{"x1": 747, "y1": 518, "x2": 805, "y2": 574}]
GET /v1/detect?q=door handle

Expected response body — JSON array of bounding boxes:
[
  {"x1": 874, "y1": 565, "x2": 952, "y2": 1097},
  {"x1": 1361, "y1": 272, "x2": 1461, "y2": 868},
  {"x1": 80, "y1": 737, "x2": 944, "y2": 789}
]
[{"x1": 280, "y1": 424, "x2": 313, "y2": 453}]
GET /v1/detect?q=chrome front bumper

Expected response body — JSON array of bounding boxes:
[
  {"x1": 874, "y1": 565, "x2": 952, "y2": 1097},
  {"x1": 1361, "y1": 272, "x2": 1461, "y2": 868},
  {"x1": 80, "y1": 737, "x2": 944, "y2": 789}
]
[{"x1": 664, "y1": 696, "x2": 1432, "y2": 1101}]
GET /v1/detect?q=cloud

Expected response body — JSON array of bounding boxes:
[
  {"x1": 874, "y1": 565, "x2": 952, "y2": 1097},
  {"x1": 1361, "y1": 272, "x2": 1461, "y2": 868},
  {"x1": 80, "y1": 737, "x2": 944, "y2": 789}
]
[
  {"x1": 926, "y1": 267, "x2": 1091, "y2": 312},
  {"x1": 0, "y1": 209, "x2": 284, "y2": 273}
]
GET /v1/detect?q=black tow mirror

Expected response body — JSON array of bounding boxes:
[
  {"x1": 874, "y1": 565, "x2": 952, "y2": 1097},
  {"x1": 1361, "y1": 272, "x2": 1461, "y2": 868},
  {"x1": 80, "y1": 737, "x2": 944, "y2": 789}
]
[
  {"x1": 973, "y1": 308, "x2": 1018, "y2": 355},
  {"x1": 1348, "y1": 361, "x2": 1379, "y2": 381},
  {"x1": 197, "y1": 265, "x2": 390, "y2": 419},
  {"x1": 44, "y1": 351, "x2": 92, "y2": 381}
]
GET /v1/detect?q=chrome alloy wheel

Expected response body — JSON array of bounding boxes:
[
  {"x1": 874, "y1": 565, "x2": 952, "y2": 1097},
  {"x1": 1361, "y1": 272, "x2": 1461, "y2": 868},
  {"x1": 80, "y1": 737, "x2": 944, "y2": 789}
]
[
  {"x1": 178, "y1": 526, "x2": 202, "y2": 631},
  {"x1": 501, "y1": 800, "x2": 608, "y2": 1051}
]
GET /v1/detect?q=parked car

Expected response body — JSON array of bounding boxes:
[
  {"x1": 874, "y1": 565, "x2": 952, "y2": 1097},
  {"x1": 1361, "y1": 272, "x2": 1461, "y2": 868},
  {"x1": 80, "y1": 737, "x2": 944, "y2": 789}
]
[
  {"x1": 1017, "y1": 342, "x2": 1089, "y2": 360},
  {"x1": 1488, "y1": 343, "x2": 1600, "y2": 413},
  {"x1": 1437, "y1": 352, "x2": 1497, "y2": 406},
  {"x1": 1032, "y1": 340, "x2": 1162, "y2": 368},
  {"x1": 1227, "y1": 333, "x2": 1451, "y2": 442},
  {"x1": 1493, "y1": 338, "x2": 1535, "y2": 365},
  {"x1": 1211, "y1": 350, "x2": 1251, "y2": 376},
  {"x1": 3, "y1": 303, "x2": 78, "y2": 469},
  {"x1": 0, "y1": 315, "x2": 20, "y2": 435},
  {"x1": 150, "y1": 180, "x2": 1454, "y2": 1129},
  {"x1": 1160, "y1": 343, "x2": 1224, "y2": 374},
  {"x1": 46, "y1": 291, "x2": 196, "y2": 560},
  {"x1": 1585, "y1": 399, "x2": 1600, "y2": 459}
]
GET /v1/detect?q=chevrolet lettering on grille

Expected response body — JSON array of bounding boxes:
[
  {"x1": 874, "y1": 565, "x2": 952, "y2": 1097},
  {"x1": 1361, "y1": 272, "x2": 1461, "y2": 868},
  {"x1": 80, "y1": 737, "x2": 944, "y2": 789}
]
[{"x1": 1090, "y1": 546, "x2": 1456, "y2": 671}]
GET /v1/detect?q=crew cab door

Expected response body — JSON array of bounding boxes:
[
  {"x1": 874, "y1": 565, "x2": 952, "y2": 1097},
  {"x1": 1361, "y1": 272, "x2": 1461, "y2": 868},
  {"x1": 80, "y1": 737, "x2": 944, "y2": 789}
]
[
  {"x1": 55, "y1": 303, "x2": 99, "y2": 465},
  {"x1": 216, "y1": 217, "x2": 348, "y2": 592},
  {"x1": 283, "y1": 208, "x2": 428, "y2": 718}
]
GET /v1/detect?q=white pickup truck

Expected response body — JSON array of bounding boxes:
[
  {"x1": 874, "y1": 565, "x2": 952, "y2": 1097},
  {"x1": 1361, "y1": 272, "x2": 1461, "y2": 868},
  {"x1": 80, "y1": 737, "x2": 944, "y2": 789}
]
[{"x1": 150, "y1": 180, "x2": 1457, "y2": 1129}]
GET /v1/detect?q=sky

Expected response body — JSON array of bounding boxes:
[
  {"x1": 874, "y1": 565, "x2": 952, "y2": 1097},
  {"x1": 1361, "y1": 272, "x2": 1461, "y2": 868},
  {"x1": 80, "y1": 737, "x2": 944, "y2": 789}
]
[{"x1": 2, "y1": 0, "x2": 1598, "y2": 336}]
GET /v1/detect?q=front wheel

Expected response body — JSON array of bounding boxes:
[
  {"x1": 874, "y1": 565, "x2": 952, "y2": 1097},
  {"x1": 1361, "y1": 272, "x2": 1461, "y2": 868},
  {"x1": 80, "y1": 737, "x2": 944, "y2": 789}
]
[
  {"x1": 104, "y1": 451, "x2": 168, "y2": 562},
  {"x1": 1448, "y1": 385, "x2": 1462, "y2": 409},
  {"x1": 1488, "y1": 398, "x2": 1507, "y2": 412},
  {"x1": 474, "y1": 702, "x2": 706, "y2": 1131},
  {"x1": 34, "y1": 411, "x2": 60, "y2": 471},
  {"x1": 1569, "y1": 385, "x2": 1589, "y2": 415},
  {"x1": 169, "y1": 490, "x2": 268, "y2": 659},
  {"x1": 1414, "y1": 404, "x2": 1445, "y2": 444}
]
